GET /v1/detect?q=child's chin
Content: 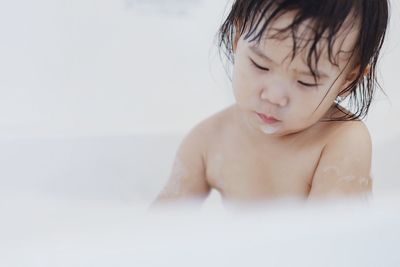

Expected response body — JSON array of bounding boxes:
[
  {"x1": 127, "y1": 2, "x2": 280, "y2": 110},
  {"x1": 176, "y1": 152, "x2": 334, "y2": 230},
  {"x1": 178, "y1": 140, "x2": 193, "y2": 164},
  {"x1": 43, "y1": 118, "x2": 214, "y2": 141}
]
[{"x1": 260, "y1": 125, "x2": 279, "y2": 135}]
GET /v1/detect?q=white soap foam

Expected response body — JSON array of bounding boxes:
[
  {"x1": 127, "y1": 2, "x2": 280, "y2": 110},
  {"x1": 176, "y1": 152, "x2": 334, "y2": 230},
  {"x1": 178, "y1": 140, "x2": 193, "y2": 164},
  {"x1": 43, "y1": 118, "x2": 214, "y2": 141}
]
[{"x1": 260, "y1": 124, "x2": 279, "y2": 134}]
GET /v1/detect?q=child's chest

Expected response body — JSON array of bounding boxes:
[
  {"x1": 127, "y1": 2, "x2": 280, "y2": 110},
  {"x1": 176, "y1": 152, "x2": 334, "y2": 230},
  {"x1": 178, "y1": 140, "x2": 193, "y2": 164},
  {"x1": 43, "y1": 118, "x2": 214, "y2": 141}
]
[{"x1": 205, "y1": 137, "x2": 323, "y2": 202}]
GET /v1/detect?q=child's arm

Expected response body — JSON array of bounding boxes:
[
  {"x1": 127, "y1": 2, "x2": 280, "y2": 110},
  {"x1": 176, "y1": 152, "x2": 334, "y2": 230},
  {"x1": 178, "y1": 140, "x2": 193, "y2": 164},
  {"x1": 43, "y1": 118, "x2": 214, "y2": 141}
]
[
  {"x1": 308, "y1": 122, "x2": 373, "y2": 201},
  {"x1": 150, "y1": 122, "x2": 211, "y2": 207}
]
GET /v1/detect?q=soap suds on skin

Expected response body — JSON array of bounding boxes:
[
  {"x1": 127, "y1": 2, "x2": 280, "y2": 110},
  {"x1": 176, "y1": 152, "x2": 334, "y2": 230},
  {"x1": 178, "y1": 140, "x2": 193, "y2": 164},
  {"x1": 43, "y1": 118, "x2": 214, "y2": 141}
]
[
  {"x1": 260, "y1": 125, "x2": 279, "y2": 134},
  {"x1": 338, "y1": 175, "x2": 371, "y2": 187},
  {"x1": 322, "y1": 165, "x2": 372, "y2": 188},
  {"x1": 159, "y1": 156, "x2": 189, "y2": 198},
  {"x1": 212, "y1": 153, "x2": 225, "y2": 189},
  {"x1": 242, "y1": 112, "x2": 279, "y2": 135},
  {"x1": 314, "y1": 165, "x2": 373, "y2": 202}
]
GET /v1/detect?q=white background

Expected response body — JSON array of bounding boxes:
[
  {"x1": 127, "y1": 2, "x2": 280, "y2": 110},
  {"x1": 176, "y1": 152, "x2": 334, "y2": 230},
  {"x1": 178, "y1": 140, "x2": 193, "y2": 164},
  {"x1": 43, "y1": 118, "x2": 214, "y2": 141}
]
[{"x1": 0, "y1": 0, "x2": 399, "y2": 145}]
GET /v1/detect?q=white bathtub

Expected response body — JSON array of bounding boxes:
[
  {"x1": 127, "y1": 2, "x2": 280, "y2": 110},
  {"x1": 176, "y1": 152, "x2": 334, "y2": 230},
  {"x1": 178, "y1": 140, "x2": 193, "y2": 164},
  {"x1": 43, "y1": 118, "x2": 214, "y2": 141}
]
[{"x1": 0, "y1": 134, "x2": 399, "y2": 267}]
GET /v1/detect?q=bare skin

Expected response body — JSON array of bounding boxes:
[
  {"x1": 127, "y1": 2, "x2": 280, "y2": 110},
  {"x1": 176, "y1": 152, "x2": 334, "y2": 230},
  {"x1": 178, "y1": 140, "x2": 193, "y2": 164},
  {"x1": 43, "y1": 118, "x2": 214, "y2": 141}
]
[
  {"x1": 152, "y1": 103, "x2": 372, "y2": 207},
  {"x1": 151, "y1": 11, "x2": 373, "y2": 207}
]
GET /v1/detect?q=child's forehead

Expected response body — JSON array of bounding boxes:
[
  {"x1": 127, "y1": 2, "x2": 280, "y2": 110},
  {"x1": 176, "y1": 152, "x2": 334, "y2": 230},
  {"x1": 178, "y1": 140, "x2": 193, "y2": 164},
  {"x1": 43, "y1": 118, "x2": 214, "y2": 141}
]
[{"x1": 244, "y1": 10, "x2": 360, "y2": 66}]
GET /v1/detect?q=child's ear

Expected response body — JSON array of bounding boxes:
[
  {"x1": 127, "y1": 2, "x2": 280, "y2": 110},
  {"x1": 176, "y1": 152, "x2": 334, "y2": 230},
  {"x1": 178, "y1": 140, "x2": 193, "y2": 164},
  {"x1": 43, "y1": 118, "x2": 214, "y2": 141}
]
[
  {"x1": 338, "y1": 64, "x2": 370, "y2": 98},
  {"x1": 232, "y1": 20, "x2": 241, "y2": 53},
  {"x1": 233, "y1": 34, "x2": 240, "y2": 53}
]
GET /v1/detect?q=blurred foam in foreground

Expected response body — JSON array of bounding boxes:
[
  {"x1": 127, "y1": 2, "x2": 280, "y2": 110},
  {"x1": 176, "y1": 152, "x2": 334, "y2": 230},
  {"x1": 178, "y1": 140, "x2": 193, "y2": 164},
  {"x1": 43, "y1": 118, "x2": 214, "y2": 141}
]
[
  {"x1": 0, "y1": 194, "x2": 399, "y2": 267},
  {"x1": 0, "y1": 135, "x2": 399, "y2": 267}
]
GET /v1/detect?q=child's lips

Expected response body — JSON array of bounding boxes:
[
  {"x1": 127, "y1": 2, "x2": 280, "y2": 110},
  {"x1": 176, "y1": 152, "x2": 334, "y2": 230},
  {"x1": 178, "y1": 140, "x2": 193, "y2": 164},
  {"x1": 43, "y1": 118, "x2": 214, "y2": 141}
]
[{"x1": 256, "y1": 112, "x2": 280, "y2": 124}]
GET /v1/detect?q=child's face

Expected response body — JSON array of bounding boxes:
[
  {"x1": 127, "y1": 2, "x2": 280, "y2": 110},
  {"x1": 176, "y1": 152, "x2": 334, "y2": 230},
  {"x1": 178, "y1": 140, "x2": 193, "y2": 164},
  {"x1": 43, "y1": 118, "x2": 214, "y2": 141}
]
[{"x1": 232, "y1": 11, "x2": 359, "y2": 136}]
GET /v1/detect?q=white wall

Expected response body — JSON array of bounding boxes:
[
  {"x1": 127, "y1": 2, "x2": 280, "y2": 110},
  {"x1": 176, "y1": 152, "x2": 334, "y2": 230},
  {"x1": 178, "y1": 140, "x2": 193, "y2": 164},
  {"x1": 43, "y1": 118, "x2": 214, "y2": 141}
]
[
  {"x1": 0, "y1": 0, "x2": 233, "y2": 138},
  {"x1": 365, "y1": 0, "x2": 400, "y2": 146},
  {"x1": 0, "y1": 0, "x2": 398, "y2": 143}
]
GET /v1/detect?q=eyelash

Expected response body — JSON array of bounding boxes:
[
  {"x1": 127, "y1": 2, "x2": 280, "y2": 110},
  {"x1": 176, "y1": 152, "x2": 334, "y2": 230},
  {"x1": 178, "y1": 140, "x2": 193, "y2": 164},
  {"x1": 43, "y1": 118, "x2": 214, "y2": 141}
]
[
  {"x1": 250, "y1": 58, "x2": 269, "y2": 71},
  {"x1": 249, "y1": 57, "x2": 319, "y2": 88},
  {"x1": 297, "y1": 81, "x2": 319, "y2": 87}
]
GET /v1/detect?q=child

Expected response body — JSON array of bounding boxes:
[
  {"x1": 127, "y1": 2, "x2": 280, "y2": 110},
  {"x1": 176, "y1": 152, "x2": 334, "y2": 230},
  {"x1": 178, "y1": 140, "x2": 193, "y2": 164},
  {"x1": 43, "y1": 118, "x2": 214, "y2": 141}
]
[{"x1": 152, "y1": 0, "x2": 389, "y2": 206}]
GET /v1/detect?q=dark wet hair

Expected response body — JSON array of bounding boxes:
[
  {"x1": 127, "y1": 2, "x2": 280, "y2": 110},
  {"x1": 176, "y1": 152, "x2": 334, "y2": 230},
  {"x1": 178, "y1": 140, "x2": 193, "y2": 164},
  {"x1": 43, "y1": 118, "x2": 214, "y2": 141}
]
[{"x1": 217, "y1": 0, "x2": 389, "y2": 120}]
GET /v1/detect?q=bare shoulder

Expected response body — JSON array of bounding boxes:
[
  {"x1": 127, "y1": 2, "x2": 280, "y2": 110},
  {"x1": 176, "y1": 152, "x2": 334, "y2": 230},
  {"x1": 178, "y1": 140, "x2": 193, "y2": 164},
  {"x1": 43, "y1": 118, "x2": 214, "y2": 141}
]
[
  {"x1": 325, "y1": 120, "x2": 371, "y2": 150},
  {"x1": 308, "y1": 120, "x2": 372, "y2": 200},
  {"x1": 185, "y1": 105, "x2": 234, "y2": 147}
]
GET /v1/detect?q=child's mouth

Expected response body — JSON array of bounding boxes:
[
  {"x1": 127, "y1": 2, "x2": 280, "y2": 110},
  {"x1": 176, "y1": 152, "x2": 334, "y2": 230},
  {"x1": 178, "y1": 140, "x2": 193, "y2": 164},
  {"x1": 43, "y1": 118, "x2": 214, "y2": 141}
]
[{"x1": 256, "y1": 112, "x2": 280, "y2": 124}]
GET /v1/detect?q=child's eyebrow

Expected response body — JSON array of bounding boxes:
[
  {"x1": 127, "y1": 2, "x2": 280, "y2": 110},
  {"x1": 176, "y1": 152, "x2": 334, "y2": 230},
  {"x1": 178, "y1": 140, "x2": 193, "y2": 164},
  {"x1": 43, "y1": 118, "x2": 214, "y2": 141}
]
[{"x1": 249, "y1": 45, "x2": 330, "y2": 80}]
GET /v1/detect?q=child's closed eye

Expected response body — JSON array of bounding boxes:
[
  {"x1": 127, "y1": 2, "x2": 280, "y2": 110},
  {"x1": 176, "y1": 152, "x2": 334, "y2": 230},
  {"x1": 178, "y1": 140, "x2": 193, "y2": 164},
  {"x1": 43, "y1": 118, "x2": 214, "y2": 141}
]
[
  {"x1": 249, "y1": 57, "x2": 322, "y2": 88},
  {"x1": 249, "y1": 58, "x2": 270, "y2": 71},
  {"x1": 297, "y1": 80, "x2": 320, "y2": 87}
]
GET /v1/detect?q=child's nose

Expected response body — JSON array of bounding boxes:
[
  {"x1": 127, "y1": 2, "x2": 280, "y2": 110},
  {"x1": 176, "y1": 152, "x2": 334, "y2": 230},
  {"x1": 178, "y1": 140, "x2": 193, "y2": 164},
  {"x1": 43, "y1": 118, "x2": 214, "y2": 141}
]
[{"x1": 260, "y1": 86, "x2": 289, "y2": 107}]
